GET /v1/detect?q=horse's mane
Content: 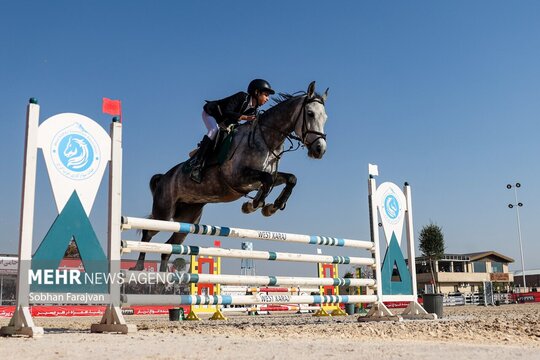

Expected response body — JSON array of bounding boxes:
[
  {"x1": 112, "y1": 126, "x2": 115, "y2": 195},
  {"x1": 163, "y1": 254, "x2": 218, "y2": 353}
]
[
  {"x1": 272, "y1": 91, "x2": 326, "y2": 106},
  {"x1": 271, "y1": 92, "x2": 304, "y2": 106},
  {"x1": 258, "y1": 91, "x2": 325, "y2": 121}
]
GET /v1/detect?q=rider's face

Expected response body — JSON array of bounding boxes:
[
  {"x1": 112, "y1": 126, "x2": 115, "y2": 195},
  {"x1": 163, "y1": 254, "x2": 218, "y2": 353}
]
[{"x1": 256, "y1": 91, "x2": 270, "y2": 106}]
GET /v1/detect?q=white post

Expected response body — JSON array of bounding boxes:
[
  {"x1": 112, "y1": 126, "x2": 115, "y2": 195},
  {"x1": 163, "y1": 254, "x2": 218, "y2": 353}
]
[
  {"x1": 0, "y1": 100, "x2": 44, "y2": 337},
  {"x1": 368, "y1": 176, "x2": 383, "y2": 302},
  {"x1": 398, "y1": 182, "x2": 433, "y2": 318},
  {"x1": 109, "y1": 120, "x2": 123, "y2": 307},
  {"x1": 91, "y1": 119, "x2": 136, "y2": 334},
  {"x1": 404, "y1": 183, "x2": 418, "y2": 297}
]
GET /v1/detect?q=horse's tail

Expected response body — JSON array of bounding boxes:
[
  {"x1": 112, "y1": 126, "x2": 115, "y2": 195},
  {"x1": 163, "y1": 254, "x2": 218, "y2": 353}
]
[{"x1": 149, "y1": 174, "x2": 163, "y2": 196}]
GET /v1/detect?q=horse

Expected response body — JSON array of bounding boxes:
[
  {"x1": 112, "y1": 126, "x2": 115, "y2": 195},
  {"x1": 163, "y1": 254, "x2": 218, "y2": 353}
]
[{"x1": 131, "y1": 81, "x2": 329, "y2": 271}]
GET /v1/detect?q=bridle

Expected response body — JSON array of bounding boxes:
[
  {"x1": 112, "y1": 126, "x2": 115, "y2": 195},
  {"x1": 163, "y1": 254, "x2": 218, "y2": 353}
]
[
  {"x1": 287, "y1": 95, "x2": 327, "y2": 148},
  {"x1": 255, "y1": 95, "x2": 327, "y2": 158}
]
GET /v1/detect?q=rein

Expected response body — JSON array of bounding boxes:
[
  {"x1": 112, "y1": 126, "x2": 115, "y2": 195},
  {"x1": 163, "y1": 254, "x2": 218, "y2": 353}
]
[{"x1": 255, "y1": 121, "x2": 300, "y2": 160}]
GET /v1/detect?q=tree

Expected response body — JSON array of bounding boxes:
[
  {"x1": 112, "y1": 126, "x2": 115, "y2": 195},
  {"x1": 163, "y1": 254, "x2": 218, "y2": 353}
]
[
  {"x1": 63, "y1": 238, "x2": 80, "y2": 258},
  {"x1": 418, "y1": 223, "x2": 445, "y2": 292}
]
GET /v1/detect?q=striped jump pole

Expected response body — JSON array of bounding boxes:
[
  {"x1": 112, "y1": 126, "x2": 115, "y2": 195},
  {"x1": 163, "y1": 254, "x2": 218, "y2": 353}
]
[
  {"x1": 121, "y1": 216, "x2": 374, "y2": 250},
  {"x1": 181, "y1": 273, "x2": 374, "y2": 287},
  {"x1": 122, "y1": 241, "x2": 375, "y2": 266},
  {"x1": 255, "y1": 287, "x2": 300, "y2": 293},
  {"x1": 122, "y1": 271, "x2": 375, "y2": 288},
  {"x1": 122, "y1": 294, "x2": 378, "y2": 306}
]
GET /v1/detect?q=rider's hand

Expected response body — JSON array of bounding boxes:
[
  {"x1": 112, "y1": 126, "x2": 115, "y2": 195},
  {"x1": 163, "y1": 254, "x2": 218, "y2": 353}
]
[{"x1": 240, "y1": 115, "x2": 256, "y2": 121}]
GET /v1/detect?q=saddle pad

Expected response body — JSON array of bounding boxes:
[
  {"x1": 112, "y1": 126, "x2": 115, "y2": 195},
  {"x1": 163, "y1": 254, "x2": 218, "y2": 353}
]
[{"x1": 181, "y1": 128, "x2": 237, "y2": 174}]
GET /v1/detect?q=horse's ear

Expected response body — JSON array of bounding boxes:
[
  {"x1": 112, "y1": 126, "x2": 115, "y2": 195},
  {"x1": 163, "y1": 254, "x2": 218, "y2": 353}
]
[
  {"x1": 307, "y1": 81, "x2": 316, "y2": 98},
  {"x1": 322, "y1": 87, "x2": 329, "y2": 102}
]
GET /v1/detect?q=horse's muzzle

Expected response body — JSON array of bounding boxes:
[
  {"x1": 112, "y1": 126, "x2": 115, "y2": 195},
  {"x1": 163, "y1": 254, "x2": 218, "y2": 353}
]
[{"x1": 308, "y1": 138, "x2": 327, "y2": 159}]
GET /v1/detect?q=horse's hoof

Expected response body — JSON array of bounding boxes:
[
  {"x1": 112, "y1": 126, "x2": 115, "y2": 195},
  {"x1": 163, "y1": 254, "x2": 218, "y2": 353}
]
[
  {"x1": 242, "y1": 202, "x2": 255, "y2": 214},
  {"x1": 129, "y1": 265, "x2": 143, "y2": 271},
  {"x1": 274, "y1": 202, "x2": 287, "y2": 211},
  {"x1": 262, "y1": 204, "x2": 277, "y2": 217}
]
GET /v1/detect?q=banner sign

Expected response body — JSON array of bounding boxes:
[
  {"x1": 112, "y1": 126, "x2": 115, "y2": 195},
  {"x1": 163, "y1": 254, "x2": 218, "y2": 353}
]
[
  {"x1": 374, "y1": 181, "x2": 406, "y2": 246},
  {"x1": 37, "y1": 113, "x2": 111, "y2": 216}
]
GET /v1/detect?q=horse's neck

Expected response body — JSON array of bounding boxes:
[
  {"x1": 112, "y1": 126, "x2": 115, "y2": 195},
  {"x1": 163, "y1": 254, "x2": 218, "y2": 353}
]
[{"x1": 258, "y1": 97, "x2": 302, "y2": 150}]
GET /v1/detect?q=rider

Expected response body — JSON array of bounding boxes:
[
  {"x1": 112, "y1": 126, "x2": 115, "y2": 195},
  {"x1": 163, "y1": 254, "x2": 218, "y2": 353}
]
[{"x1": 190, "y1": 79, "x2": 276, "y2": 183}]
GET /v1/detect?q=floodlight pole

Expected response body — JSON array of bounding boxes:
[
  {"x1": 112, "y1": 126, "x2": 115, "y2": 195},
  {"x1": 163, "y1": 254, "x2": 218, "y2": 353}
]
[{"x1": 507, "y1": 183, "x2": 526, "y2": 291}]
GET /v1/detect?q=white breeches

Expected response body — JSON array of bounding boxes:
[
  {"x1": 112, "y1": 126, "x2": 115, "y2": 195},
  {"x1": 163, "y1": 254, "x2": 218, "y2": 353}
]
[{"x1": 202, "y1": 110, "x2": 219, "y2": 140}]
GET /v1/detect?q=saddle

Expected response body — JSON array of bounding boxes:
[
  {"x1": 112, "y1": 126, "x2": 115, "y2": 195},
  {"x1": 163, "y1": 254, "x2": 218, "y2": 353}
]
[{"x1": 182, "y1": 127, "x2": 237, "y2": 174}]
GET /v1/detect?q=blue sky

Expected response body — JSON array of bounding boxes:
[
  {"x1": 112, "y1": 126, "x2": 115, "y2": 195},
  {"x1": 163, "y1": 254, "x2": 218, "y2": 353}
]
[{"x1": 1, "y1": 1, "x2": 539, "y2": 277}]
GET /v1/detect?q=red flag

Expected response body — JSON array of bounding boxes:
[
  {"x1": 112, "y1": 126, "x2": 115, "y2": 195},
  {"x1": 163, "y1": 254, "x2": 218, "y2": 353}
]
[
  {"x1": 102, "y1": 97, "x2": 122, "y2": 118},
  {"x1": 214, "y1": 240, "x2": 221, "y2": 248}
]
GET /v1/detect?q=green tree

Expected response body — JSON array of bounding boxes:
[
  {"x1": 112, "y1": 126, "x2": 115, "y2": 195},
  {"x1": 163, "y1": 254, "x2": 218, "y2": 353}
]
[
  {"x1": 63, "y1": 238, "x2": 80, "y2": 258},
  {"x1": 418, "y1": 223, "x2": 445, "y2": 292}
]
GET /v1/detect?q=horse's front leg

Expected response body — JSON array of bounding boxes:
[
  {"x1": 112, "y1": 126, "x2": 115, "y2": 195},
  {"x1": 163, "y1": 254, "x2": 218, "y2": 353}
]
[
  {"x1": 262, "y1": 172, "x2": 296, "y2": 217},
  {"x1": 241, "y1": 168, "x2": 274, "y2": 214},
  {"x1": 261, "y1": 172, "x2": 296, "y2": 216}
]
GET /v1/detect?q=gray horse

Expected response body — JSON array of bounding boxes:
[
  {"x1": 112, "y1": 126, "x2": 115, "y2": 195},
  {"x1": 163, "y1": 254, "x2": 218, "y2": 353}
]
[{"x1": 131, "y1": 81, "x2": 329, "y2": 271}]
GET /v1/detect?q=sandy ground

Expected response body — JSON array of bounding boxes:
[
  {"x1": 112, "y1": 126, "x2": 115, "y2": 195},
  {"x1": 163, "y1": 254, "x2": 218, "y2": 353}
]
[{"x1": 1, "y1": 303, "x2": 539, "y2": 359}]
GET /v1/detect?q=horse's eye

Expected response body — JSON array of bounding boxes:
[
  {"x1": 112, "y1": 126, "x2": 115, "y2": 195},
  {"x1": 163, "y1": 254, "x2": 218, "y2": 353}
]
[{"x1": 307, "y1": 111, "x2": 314, "y2": 117}]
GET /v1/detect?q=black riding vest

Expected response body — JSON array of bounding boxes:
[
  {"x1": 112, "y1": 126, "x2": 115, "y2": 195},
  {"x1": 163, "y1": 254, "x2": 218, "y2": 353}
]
[{"x1": 203, "y1": 91, "x2": 257, "y2": 126}]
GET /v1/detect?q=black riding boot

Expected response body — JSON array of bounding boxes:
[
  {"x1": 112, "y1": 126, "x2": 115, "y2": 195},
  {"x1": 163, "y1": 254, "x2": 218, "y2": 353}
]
[{"x1": 190, "y1": 135, "x2": 213, "y2": 183}]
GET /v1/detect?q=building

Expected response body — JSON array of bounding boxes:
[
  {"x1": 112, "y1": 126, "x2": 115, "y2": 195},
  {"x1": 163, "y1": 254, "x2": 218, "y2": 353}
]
[
  {"x1": 513, "y1": 269, "x2": 540, "y2": 292},
  {"x1": 415, "y1": 251, "x2": 515, "y2": 295},
  {"x1": 0, "y1": 255, "x2": 18, "y2": 305}
]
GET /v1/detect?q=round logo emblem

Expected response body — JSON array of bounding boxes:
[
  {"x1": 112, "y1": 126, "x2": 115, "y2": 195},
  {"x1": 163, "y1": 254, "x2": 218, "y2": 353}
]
[
  {"x1": 51, "y1": 124, "x2": 100, "y2": 180},
  {"x1": 384, "y1": 194, "x2": 399, "y2": 220}
]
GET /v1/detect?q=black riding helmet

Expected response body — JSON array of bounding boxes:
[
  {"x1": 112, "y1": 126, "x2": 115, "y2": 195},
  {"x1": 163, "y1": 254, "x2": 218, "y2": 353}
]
[{"x1": 247, "y1": 79, "x2": 275, "y2": 96}]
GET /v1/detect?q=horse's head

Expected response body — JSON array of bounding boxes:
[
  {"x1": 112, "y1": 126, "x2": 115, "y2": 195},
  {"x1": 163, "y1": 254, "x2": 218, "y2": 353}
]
[{"x1": 294, "y1": 81, "x2": 328, "y2": 159}]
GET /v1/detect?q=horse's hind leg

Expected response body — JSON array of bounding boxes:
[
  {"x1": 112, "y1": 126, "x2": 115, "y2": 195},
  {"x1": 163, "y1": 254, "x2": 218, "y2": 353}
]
[
  {"x1": 159, "y1": 202, "x2": 205, "y2": 272},
  {"x1": 130, "y1": 186, "x2": 176, "y2": 270},
  {"x1": 241, "y1": 168, "x2": 274, "y2": 214},
  {"x1": 262, "y1": 172, "x2": 296, "y2": 217}
]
